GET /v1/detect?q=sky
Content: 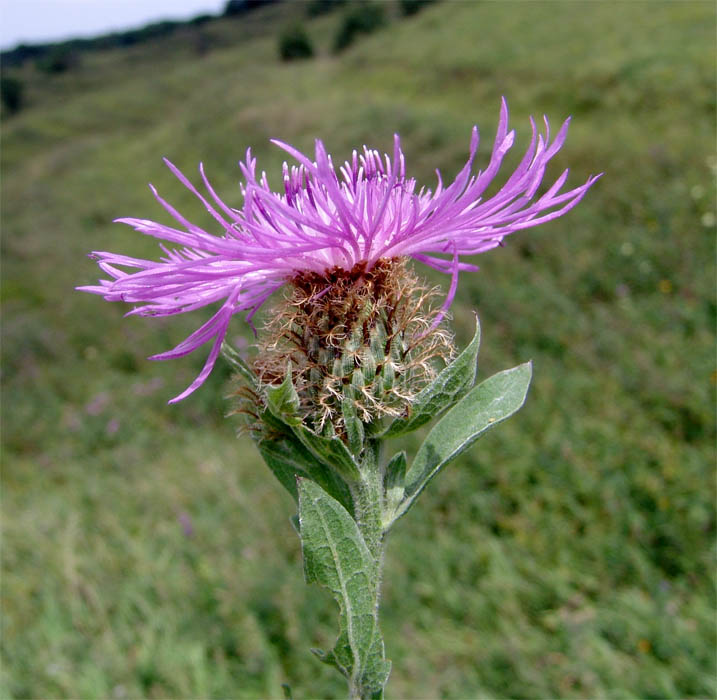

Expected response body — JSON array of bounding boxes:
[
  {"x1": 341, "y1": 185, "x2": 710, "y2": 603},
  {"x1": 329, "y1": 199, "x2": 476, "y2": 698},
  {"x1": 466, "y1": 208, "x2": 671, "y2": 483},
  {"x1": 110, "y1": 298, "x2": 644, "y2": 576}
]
[{"x1": 0, "y1": 0, "x2": 225, "y2": 50}]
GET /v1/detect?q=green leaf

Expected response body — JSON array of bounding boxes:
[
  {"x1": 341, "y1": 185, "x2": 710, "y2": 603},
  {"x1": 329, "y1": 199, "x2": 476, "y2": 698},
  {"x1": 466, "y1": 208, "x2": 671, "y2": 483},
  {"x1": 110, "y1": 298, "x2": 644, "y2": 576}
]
[
  {"x1": 223, "y1": 351, "x2": 357, "y2": 512},
  {"x1": 383, "y1": 451, "x2": 406, "y2": 527},
  {"x1": 262, "y1": 370, "x2": 361, "y2": 482},
  {"x1": 220, "y1": 341, "x2": 257, "y2": 387},
  {"x1": 257, "y1": 406, "x2": 295, "y2": 436},
  {"x1": 257, "y1": 434, "x2": 355, "y2": 515},
  {"x1": 293, "y1": 424, "x2": 361, "y2": 482},
  {"x1": 265, "y1": 366, "x2": 302, "y2": 426},
  {"x1": 382, "y1": 316, "x2": 481, "y2": 438},
  {"x1": 342, "y1": 395, "x2": 365, "y2": 456},
  {"x1": 298, "y1": 479, "x2": 391, "y2": 697},
  {"x1": 390, "y1": 362, "x2": 532, "y2": 525}
]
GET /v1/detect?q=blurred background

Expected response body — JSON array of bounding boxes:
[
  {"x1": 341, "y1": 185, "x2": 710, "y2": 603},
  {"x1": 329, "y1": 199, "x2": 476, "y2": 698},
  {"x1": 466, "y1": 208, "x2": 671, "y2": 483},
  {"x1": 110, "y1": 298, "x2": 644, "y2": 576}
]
[{"x1": 1, "y1": 1, "x2": 715, "y2": 698}]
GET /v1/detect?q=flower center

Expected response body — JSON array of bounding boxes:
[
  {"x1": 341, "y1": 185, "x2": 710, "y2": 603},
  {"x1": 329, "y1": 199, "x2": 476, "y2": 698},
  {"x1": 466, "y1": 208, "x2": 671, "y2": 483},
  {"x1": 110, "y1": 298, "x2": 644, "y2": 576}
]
[{"x1": 249, "y1": 258, "x2": 455, "y2": 440}]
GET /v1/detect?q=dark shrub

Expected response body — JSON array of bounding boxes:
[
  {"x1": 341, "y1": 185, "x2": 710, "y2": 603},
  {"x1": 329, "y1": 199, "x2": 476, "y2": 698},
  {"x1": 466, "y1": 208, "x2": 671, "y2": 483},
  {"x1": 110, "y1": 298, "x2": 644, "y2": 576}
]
[
  {"x1": 333, "y1": 2, "x2": 385, "y2": 53},
  {"x1": 189, "y1": 14, "x2": 214, "y2": 26},
  {"x1": 116, "y1": 31, "x2": 140, "y2": 47},
  {"x1": 1, "y1": 76, "x2": 23, "y2": 114},
  {"x1": 279, "y1": 24, "x2": 314, "y2": 61},
  {"x1": 1, "y1": 43, "x2": 45, "y2": 68},
  {"x1": 224, "y1": 0, "x2": 275, "y2": 15},
  {"x1": 224, "y1": 0, "x2": 249, "y2": 16},
  {"x1": 306, "y1": 0, "x2": 347, "y2": 17},
  {"x1": 399, "y1": 0, "x2": 438, "y2": 16},
  {"x1": 36, "y1": 47, "x2": 79, "y2": 74}
]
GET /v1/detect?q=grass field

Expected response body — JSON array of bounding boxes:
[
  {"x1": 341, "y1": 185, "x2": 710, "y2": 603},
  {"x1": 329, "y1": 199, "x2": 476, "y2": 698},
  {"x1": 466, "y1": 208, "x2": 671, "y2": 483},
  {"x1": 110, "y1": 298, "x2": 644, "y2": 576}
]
[{"x1": 2, "y1": 1, "x2": 715, "y2": 698}]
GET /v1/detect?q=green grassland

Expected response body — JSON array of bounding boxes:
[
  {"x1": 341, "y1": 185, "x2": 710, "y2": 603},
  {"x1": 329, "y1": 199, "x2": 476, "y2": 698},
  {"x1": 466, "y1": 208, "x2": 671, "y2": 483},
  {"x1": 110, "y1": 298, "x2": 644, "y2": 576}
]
[{"x1": 2, "y1": 1, "x2": 715, "y2": 698}]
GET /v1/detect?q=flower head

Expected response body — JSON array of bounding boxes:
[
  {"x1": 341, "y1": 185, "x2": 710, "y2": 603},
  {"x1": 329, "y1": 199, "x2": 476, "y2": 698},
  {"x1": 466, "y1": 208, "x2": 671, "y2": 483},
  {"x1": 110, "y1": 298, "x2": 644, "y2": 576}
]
[
  {"x1": 79, "y1": 99, "x2": 600, "y2": 402},
  {"x1": 245, "y1": 257, "x2": 455, "y2": 440}
]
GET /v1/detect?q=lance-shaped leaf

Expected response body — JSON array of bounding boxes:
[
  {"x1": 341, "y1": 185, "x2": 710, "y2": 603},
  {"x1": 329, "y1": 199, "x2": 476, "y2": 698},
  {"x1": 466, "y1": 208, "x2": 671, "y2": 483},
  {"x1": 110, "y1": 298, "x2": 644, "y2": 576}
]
[
  {"x1": 221, "y1": 341, "x2": 258, "y2": 388},
  {"x1": 382, "y1": 451, "x2": 406, "y2": 528},
  {"x1": 294, "y1": 425, "x2": 361, "y2": 482},
  {"x1": 257, "y1": 434, "x2": 355, "y2": 516},
  {"x1": 298, "y1": 479, "x2": 391, "y2": 698},
  {"x1": 221, "y1": 349, "x2": 351, "y2": 506},
  {"x1": 389, "y1": 362, "x2": 532, "y2": 525},
  {"x1": 342, "y1": 394, "x2": 365, "y2": 457},
  {"x1": 381, "y1": 316, "x2": 481, "y2": 438},
  {"x1": 265, "y1": 366, "x2": 302, "y2": 426},
  {"x1": 264, "y1": 371, "x2": 361, "y2": 482}
]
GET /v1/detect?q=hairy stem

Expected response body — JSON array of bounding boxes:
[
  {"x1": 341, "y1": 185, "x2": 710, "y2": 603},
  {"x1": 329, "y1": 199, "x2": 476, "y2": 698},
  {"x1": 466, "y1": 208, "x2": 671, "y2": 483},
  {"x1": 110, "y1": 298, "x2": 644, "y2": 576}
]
[
  {"x1": 351, "y1": 440, "x2": 385, "y2": 561},
  {"x1": 347, "y1": 440, "x2": 388, "y2": 700}
]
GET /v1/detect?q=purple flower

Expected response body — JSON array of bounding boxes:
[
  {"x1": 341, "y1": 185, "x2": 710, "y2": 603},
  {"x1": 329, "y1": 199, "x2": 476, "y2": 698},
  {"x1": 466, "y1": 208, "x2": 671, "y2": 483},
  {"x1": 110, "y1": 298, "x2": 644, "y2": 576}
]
[
  {"x1": 178, "y1": 512, "x2": 194, "y2": 537},
  {"x1": 79, "y1": 99, "x2": 600, "y2": 402}
]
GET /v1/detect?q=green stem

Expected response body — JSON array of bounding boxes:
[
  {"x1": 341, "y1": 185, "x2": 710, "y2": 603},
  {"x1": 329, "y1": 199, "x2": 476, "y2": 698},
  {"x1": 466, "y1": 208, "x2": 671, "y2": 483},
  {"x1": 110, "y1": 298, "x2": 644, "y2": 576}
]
[
  {"x1": 352, "y1": 440, "x2": 385, "y2": 561},
  {"x1": 347, "y1": 439, "x2": 388, "y2": 700}
]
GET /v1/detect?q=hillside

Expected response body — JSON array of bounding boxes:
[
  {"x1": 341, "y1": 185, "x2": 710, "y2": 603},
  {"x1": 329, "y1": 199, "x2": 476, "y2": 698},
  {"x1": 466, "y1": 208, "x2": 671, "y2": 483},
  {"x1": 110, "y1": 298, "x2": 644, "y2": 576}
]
[{"x1": 2, "y1": 1, "x2": 715, "y2": 698}]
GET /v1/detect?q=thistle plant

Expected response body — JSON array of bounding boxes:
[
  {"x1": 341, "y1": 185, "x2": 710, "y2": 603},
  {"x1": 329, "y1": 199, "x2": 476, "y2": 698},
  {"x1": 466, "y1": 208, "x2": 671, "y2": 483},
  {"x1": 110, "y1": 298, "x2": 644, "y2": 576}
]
[{"x1": 79, "y1": 99, "x2": 599, "y2": 699}]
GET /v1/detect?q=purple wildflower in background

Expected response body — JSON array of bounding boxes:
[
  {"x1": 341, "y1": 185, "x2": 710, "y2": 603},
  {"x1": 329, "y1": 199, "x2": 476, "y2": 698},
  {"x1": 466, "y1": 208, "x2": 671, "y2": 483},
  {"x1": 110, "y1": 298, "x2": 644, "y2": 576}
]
[{"x1": 79, "y1": 99, "x2": 600, "y2": 402}]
